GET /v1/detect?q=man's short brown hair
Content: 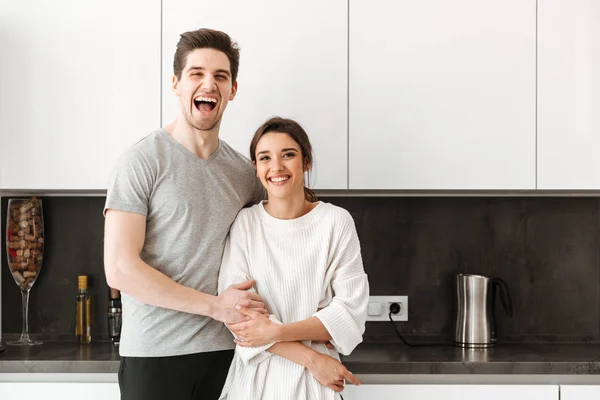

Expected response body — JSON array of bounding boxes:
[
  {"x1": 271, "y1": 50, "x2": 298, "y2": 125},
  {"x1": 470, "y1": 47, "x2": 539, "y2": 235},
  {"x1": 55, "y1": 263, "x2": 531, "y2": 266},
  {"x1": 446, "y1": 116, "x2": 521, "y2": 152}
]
[{"x1": 173, "y1": 28, "x2": 240, "y2": 84}]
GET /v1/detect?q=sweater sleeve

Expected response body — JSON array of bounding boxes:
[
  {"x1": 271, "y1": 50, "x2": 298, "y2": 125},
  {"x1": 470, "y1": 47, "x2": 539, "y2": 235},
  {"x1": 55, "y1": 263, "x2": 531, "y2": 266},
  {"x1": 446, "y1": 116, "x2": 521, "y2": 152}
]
[
  {"x1": 313, "y1": 212, "x2": 369, "y2": 355},
  {"x1": 218, "y1": 216, "x2": 280, "y2": 366}
]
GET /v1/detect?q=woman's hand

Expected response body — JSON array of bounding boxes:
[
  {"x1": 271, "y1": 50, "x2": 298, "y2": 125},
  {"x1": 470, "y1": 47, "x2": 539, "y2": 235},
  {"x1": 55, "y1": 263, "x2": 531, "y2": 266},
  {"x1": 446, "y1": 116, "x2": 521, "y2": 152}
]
[
  {"x1": 305, "y1": 352, "x2": 360, "y2": 393},
  {"x1": 227, "y1": 306, "x2": 280, "y2": 347}
]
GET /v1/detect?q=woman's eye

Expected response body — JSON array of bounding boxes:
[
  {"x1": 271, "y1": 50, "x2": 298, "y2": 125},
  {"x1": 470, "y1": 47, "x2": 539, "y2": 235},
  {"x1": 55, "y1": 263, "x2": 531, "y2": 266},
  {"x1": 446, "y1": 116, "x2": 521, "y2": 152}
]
[
  {"x1": 283, "y1": 152, "x2": 295, "y2": 158},
  {"x1": 259, "y1": 156, "x2": 270, "y2": 161}
]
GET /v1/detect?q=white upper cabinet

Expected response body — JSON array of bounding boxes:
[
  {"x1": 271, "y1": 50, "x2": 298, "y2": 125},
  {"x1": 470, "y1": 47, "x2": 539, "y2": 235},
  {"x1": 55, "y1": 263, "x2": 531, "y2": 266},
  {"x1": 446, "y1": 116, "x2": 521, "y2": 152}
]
[
  {"x1": 162, "y1": 0, "x2": 348, "y2": 189},
  {"x1": 349, "y1": 0, "x2": 536, "y2": 190},
  {"x1": 0, "y1": 0, "x2": 160, "y2": 190},
  {"x1": 537, "y1": 0, "x2": 600, "y2": 189}
]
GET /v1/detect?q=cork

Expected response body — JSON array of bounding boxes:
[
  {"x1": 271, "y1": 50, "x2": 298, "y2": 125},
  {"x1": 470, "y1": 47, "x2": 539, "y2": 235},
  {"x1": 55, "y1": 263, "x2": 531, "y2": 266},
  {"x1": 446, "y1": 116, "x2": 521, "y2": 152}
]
[{"x1": 78, "y1": 275, "x2": 88, "y2": 290}]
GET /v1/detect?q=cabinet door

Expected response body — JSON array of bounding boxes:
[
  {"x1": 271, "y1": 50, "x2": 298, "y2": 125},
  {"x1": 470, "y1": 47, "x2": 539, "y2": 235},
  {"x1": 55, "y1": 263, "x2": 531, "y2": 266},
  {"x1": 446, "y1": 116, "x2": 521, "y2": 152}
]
[
  {"x1": 344, "y1": 384, "x2": 558, "y2": 400},
  {"x1": 343, "y1": 384, "x2": 403, "y2": 399},
  {"x1": 162, "y1": 0, "x2": 348, "y2": 189},
  {"x1": 537, "y1": 0, "x2": 600, "y2": 189},
  {"x1": 349, "y1": 0, "x2": 536, "y2": 190},
  {"x1": 0, "y1": 382, "x2": 120, "y2": 400},
  {"x1": 0, "y1": 0, "x2": 160, "y2": 190},
  {"x1": 560, "y1": 385, "x2": 600, "y2": 400}
]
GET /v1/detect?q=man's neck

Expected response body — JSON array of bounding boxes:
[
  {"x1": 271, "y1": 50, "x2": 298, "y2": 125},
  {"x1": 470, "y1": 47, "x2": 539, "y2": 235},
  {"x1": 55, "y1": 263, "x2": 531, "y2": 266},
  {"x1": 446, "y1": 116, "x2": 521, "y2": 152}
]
[{"x1": 164, "y1": 118, "x2": 220, "y2": 160}]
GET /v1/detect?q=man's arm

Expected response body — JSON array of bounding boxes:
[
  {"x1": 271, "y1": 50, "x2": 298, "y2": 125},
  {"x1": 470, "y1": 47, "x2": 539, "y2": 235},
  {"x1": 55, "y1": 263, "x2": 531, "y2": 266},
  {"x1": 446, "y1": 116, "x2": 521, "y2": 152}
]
[{"x1": 103, "y1": 209, "x2": 265, "y2": 324}]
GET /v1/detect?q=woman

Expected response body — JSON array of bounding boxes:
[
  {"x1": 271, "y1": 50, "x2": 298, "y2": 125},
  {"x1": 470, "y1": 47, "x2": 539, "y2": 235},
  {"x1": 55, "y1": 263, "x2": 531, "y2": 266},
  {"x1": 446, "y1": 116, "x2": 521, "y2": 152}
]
[{"x1": 217, "y1": 117, "x2": 369, "y2": 399}]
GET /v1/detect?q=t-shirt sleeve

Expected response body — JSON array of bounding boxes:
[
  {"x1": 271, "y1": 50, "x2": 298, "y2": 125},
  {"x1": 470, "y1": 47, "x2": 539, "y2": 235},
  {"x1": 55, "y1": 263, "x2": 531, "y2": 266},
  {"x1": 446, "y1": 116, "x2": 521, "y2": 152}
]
[{"x1": 103, "y1": 148, "x2": 154, "y2": 217}]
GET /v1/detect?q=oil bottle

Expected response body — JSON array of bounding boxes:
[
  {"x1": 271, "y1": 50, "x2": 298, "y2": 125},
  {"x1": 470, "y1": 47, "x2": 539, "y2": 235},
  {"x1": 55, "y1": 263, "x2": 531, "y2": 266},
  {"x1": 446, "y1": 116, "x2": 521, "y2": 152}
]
[{"x1": 76, "y1": 275, "x2": 92, "y2": 344}]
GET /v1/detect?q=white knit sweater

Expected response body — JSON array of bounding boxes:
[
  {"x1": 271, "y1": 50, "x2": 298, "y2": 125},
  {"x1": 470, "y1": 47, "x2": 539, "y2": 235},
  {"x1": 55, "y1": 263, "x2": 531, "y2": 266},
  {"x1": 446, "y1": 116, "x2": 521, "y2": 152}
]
[{"x1": 217, "y1": 201, "x2": 369, "y2": 400}]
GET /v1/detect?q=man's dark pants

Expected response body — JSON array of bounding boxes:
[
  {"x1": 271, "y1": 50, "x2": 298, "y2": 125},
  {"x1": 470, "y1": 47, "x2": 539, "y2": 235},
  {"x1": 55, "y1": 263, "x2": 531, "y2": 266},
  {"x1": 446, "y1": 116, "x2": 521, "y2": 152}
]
[{"x1": 119, "y1": 349, "x2": 234, "y2": 400}]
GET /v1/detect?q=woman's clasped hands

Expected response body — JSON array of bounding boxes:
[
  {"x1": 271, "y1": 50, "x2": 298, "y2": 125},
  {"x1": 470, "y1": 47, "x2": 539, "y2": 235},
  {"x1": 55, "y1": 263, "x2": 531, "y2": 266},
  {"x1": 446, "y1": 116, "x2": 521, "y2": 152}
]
[{"x1": 228, "y1": 305, "x2": 279, "y2": 347}]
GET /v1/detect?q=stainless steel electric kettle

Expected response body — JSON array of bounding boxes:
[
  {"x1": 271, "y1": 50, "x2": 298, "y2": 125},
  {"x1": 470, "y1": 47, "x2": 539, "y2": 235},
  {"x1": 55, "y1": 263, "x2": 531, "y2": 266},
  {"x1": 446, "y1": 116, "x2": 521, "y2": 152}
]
[{"x1": 453, "y1": 273, "x2": 512, "y2": 348}]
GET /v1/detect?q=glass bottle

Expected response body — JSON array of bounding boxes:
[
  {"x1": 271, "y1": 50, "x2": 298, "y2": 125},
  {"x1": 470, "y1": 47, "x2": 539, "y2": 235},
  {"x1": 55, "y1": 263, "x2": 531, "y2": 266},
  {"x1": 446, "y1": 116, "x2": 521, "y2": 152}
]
[
  {"x1": 76, "y1": 275, "x2": 91, "y2": 344},
  {"x1": 108, "y1": 287, "x2": 122, "y2": 345}
]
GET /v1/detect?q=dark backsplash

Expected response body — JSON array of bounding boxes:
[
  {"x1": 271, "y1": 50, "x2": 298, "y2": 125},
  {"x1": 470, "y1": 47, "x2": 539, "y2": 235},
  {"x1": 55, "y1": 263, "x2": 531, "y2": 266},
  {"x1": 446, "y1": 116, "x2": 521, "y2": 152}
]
[
  {"x1": 1, "y1": 197, "x2": 108, "y2": 341},
  {"x1": 2, "y1": 196, "x2": 599, "y2": 343}
]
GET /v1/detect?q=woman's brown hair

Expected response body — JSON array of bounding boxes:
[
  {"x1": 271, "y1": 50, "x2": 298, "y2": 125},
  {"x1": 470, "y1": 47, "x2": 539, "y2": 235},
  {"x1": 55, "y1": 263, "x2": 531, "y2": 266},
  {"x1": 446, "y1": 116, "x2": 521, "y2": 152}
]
[{"x1": 250, "y1": 117, "x2": 317, "y2": 202}]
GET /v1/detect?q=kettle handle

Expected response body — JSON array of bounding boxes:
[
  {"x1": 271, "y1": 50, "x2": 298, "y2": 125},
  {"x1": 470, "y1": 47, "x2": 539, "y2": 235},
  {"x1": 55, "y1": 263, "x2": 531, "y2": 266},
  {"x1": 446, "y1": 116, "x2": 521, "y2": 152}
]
[
  {"x1": 491, "y1": 277, "x2": 513, "y2": 317},
  {"x1": 489, "y1": 277, "x2": 513, "y2": 342}
]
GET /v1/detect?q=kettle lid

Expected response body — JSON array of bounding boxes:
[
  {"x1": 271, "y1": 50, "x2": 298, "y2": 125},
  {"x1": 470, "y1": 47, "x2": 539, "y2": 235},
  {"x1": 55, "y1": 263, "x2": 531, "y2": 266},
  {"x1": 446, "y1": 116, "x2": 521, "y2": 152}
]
[{"x1": 457, "y1": 273, "x2": 490, "y2": 280}]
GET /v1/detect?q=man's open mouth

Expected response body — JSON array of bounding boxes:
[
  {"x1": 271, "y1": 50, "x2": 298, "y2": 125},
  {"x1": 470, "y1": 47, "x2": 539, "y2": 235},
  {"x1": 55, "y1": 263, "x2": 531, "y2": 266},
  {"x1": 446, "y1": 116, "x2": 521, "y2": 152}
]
[{"x1": 193, "y1": 96, "x2": 217, "y2": 112}]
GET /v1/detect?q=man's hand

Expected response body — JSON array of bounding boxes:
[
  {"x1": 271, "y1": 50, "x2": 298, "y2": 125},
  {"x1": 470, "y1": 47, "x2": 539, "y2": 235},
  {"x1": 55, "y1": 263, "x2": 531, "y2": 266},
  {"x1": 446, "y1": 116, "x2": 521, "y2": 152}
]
[
  {"x1": 228, "y1": 306, "x2": 279, "y2": 347},
  {"x1": 305, "y1": 352, "x2": 360, "y2": 393},
  {"x1": 213, "y1": 280, "x2": 267, "y2": 324}
]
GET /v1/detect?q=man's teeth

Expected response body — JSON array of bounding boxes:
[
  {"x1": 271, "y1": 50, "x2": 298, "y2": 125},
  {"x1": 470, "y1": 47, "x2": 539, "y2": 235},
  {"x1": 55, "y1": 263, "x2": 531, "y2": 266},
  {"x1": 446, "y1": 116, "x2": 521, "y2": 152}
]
[
  {"x1": 270, "y1": 176, "x2": 289, "y2": 182},
  {"x1": 194, "y1": 96, "x2": 217, "y2": 103}
]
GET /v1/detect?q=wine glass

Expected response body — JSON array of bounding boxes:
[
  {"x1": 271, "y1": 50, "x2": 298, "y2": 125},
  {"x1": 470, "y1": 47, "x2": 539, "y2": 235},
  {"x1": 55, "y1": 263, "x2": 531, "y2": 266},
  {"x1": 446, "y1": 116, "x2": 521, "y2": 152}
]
[{"x1": 5, "y1": 197, "x2": 44, "y2": 346}]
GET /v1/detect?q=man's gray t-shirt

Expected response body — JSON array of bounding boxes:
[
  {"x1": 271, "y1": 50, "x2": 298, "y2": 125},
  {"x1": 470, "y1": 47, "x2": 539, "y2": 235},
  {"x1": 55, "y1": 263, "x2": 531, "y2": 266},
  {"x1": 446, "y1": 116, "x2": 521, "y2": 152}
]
[{"x1": 104, "y1": 130, "x2": 265, "y2": 357}]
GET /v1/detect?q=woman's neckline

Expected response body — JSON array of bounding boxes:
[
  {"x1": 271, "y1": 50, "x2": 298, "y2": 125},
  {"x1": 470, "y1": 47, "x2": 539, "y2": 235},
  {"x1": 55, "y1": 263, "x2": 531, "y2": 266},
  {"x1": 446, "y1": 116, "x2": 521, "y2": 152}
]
[{"x1": 258, "y1": 200, "x2": 324, "y2": 230}]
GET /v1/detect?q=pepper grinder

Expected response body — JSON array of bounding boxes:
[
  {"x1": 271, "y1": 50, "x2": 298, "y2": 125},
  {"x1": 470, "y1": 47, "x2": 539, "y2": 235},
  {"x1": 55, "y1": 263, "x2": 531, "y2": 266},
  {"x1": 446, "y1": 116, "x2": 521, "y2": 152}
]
[{"x1": 108, "y1": 287, "x2": 122, "y2": 345}]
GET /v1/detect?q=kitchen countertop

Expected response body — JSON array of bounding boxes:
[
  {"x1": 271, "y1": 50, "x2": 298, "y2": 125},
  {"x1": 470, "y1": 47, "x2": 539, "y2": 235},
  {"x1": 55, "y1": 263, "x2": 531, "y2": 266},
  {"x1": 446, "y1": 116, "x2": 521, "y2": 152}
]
[
  {"x1": 0, "y1": 342, "x2": 119, "y2": 374},
  {"x1": 2, "y1": 342, "x2": 600, "y2": 384},
  {"x1": 342, "y1": 343, "x2": 600, "y2": 375}
]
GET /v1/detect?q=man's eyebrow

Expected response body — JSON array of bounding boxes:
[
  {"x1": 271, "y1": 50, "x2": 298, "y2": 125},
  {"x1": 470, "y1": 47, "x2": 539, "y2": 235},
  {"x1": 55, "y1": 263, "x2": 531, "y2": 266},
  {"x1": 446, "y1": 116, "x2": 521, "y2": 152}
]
[{"x1": 187, "y1": 66, "x2": 231, "y2": 76}]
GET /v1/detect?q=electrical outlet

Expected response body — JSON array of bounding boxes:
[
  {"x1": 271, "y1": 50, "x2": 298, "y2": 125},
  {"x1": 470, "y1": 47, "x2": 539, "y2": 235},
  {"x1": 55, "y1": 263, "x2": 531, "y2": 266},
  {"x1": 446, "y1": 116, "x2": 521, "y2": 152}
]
[{"x1": 366, "y1": 296, "x2": 408, "y2": 321}]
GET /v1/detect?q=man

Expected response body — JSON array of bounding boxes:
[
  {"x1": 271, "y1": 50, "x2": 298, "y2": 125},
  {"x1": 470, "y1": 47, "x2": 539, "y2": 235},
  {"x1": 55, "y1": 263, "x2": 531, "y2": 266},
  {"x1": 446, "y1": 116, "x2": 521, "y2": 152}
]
[{"x1": 103, "y1": 29, "x2": 266, "y2": 400}]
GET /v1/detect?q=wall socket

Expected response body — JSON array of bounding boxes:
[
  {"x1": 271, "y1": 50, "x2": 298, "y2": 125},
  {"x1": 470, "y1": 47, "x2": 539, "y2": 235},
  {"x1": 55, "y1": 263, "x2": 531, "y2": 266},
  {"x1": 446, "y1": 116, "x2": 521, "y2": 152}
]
[{"x1": 366, "y1": 296, "x2": 408, "y2": 321}]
